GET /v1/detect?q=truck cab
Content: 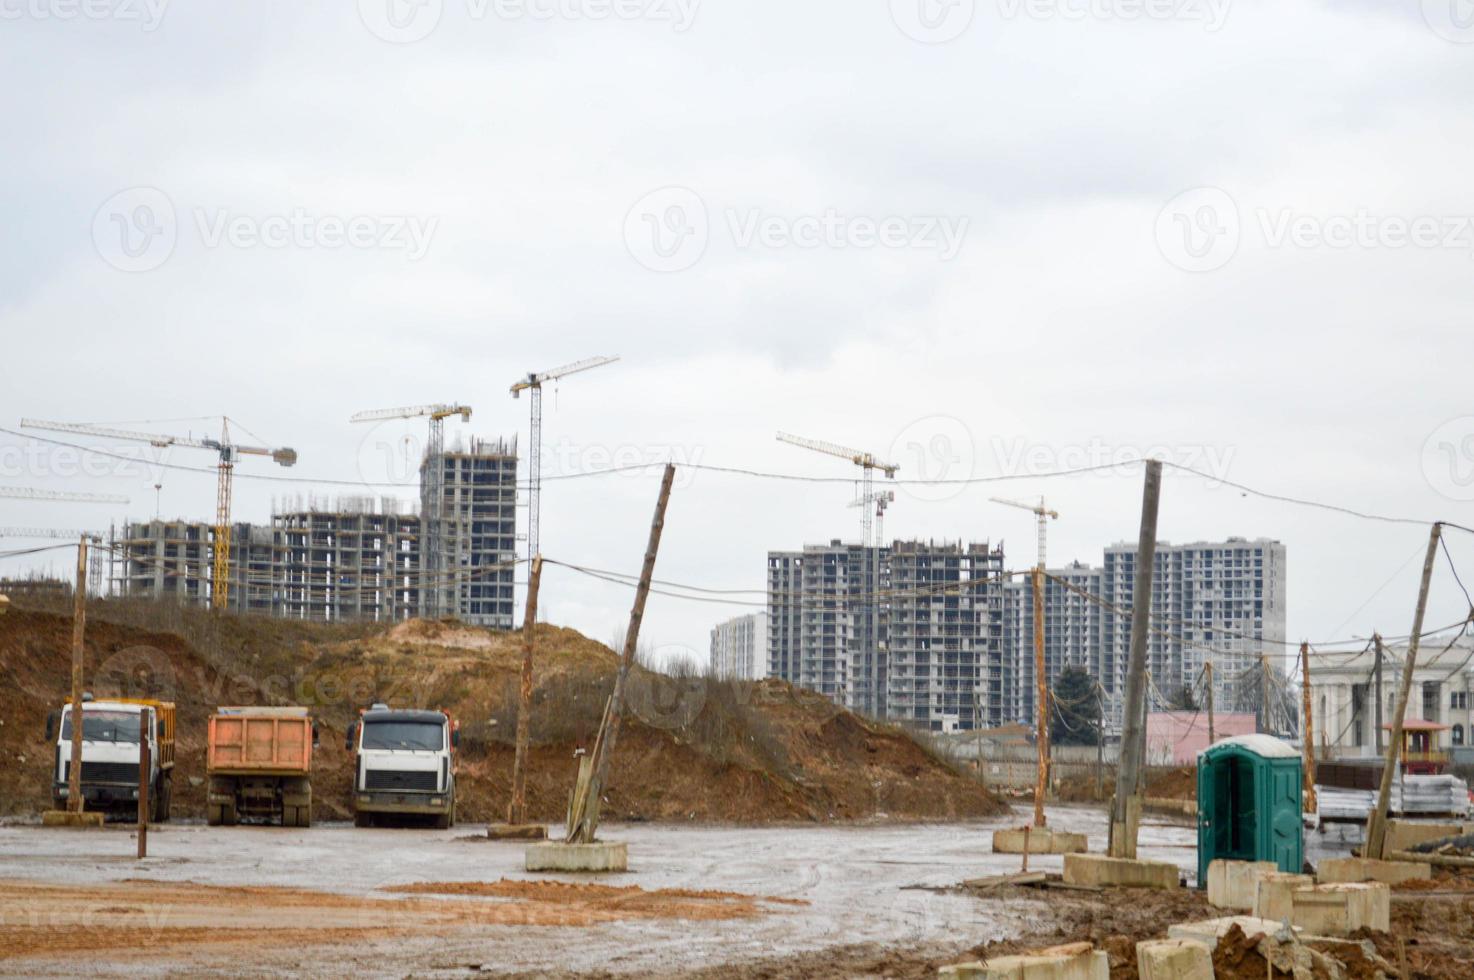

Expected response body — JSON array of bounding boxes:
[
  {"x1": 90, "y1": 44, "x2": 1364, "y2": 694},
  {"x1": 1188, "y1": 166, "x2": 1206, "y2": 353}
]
[
  {"x1": 347, "y1": 705, "x2": 458, "y2": 828},
  {"x1": 47, "y1": 697, "x2": 175, "y2": 821}
]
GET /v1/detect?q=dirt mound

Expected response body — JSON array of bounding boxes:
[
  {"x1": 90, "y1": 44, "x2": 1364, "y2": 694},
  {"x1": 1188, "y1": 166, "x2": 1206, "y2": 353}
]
[
  {"x1": 1056, "y1": 766, "x2": 1196, "y2": 804},
  {"x1": 0, "y1": 600, "x2": 1005, "y2": 824}
]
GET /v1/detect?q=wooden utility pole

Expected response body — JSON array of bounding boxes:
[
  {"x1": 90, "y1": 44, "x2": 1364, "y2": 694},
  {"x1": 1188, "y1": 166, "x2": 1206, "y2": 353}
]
[
  {"x1": 137, "y1": 710, "x2": 150, "y2": 858},
  {"x1": 1373, "y1": 633, "x2": 1384, "y2": 755},
  {"x1": 1032, "y1": 566, "x2": 1049, "y2": 828},
  {"x1": 1109, "y1": 460, "x2": 1161, "y2": 859},
  {"x1": 1300, "y1": 642, "x2": 1316, "y2": 813},
  {"x1": 1095, "y1": 691, "x2": 1105, "y2": 801},
  {"x1": 508, "y1": 555, "x2": 544, "y2": 826},
  {"x1": 1205, "y1": 660, "x2": 1216, "y2": 745},
  {"x1": 568, "y1": 464, "x2": 676, "y2": 844},
  {"x1": 66, "y1": 537, "x2": 88, "y2": 814},
  {"x1": 1366, "y1": 523, "x2": 1442, "y2": 861}
]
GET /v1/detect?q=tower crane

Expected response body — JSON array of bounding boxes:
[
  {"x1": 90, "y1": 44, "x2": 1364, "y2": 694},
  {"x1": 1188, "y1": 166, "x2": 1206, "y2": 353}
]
[
  {"x1": 989, "y1": 495, "x2": 1060, "y2": 829},
  {"x1": 21, "y1": 419, "x2": 296, "y2": 611},
  {"x1": 0, "y1": 528, "x2": 106, "y2": 594},
  {"x1": 989, "y1": 496, "x2": 1058, "y2": 571},
  {"x1": 510, "y1": 356, "x2": 619, "y2": 567},
  {"x1": 776, "y1": 433, "x2": 898, "y2": 550},
  {"x1": 777, "y1": 432, "x2": 899, "y2": 715},
  {"x1": 350, "y1": 403, "x2": 472, "y2": 618},
  {"x1": 848, "y1": 489, "x2": 896, "y2": 551}
]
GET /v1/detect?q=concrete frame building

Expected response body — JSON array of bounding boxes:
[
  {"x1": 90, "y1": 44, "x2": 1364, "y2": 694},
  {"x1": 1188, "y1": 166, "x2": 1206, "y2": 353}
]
[
  {"x1": 112, "y1": 437, "x2": 518, "y2": 628},
  {"x1": 1003, "y1": 561, "x2": 1103, "y2": 728},
  {"x1": 886, "y1": 540, "x2": 1006, "y2": 731},
  {"x1": 709, "y1": 612, "x2": 767, "y2": 680},
  {"x1": 767, "y1": 539, "x2": 1005, "y2": 731}
]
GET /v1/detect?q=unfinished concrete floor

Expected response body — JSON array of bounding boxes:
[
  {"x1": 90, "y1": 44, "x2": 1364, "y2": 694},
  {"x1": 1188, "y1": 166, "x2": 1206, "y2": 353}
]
[{"x1": 0, "y1": 805, "x2": 1200, "y2": 978}]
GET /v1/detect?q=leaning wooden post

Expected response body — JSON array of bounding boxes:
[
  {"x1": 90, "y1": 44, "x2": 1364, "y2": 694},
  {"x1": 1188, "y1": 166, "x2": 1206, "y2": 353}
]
[
  {"x1": 508, "y1": 555, "x2": 544, "y2": 826},
  {"x1": 1109, "y1": 460, "x2": 1161, "y2": 859},
  {"x1": 568, "y1": 463, "x2": 676, "y2": 844},
  {"x1": 1300, "y1": 641, "x2": 1317, "y2": 814},
  {"x1": 1365, "y1": 523, "x2": 1442, "y2": 860},
  {"x1": 137, "y1": 710, "x2": 150, "y2": 858},
  {"x1": 67, "y1": 537, "x2": 89, "y2": 814}
]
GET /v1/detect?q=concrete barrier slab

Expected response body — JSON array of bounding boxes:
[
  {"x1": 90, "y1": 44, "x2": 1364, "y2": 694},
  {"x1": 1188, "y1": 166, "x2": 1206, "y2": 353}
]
[
  {"x1": 1317, "y1": 856, "x2": 1431, "y2": 886},
  {"x1": 1062, "y1": 854, "x2": 1178, "y2": 889},
  {"x1": 525, "y1": 841, "x2": 628, "y2": 873},
  {"x1": 1206, "y1": 859, "x2": 1277, "y2": 910},
  {"x1": 1289, "y1": 882, "x2": 1389, "y2": 936},
  {"x1": 940, "y1": 944, "x2": 1108, "y2": 980},
  {"x1": 1251, "y1": 871, "x2": 1314, "y2": 922},
  {"x1": 1385, "y1": 820, "x2": 1465, "y2": 853},
  {"x1": 991, "y1": 827, "x2": 1089, "y2": 855},
  {"x1": 1136, "y1": 938, "x2": 1213, "y2": 980}
]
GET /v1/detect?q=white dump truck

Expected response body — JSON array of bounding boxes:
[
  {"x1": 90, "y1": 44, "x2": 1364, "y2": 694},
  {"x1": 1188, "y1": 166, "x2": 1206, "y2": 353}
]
[
  {"x1": 46, "y1": 696, "x2": 175, "y2": 820},
  {"x1": 347, "y1": 705, "x2": 459, "y2": 828}
]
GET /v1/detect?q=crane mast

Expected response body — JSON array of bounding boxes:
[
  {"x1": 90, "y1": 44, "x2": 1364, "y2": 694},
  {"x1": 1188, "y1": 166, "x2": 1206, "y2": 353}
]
[{"x1": 510, "y1": 356, "x2": 619, "y2": 575}]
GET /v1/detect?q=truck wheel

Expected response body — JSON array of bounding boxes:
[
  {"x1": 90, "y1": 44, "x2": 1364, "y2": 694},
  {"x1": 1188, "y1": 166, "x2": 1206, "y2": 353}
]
[
  {"x1": 223, "y1": 803, "x2": 238, "y2": 827},
  {"x1": 299, "y1": 805, "x2": 312, "y2": 829},
  {"x1": 207, "y1": 803, "x2": 223, "y2": 826},
  {"x1": 354, "y1": 811, "x2": 373, "y2": 828},
  {"x1": 159, "y1": 774, "x2": 172, "y2": 822}
]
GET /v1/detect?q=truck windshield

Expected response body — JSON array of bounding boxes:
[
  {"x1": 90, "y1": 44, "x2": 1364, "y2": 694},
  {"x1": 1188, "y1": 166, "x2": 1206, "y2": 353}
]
[
  {"x1": 361, "y1": 721, "x2": 442, "y2": 751},
  {"x1": 61, "y1": 710, "x2": 141, "y2": 743}
]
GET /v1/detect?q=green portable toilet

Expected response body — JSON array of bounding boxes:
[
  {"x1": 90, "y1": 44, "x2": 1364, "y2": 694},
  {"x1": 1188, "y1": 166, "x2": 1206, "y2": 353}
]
[{"x1": 1196, "y1": 734, "x2": 1303, "y2": 887}]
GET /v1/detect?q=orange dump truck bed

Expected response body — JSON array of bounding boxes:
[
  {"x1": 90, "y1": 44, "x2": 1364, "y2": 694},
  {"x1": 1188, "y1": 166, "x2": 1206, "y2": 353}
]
[{"x1": 207, "y1": 709, "x2": 312, "y2": 775}]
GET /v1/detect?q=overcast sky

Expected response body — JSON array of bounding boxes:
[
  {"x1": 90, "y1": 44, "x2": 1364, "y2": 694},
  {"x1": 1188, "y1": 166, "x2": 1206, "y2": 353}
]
[{"x1": 3, "y1": 0, "x2": 1473, "y2": 670}]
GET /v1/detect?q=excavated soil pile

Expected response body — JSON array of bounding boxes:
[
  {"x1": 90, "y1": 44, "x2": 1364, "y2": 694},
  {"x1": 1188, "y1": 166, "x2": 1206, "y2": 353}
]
[{"x1": 0, "y1": 601, "x2": 1005, "y2": 824}]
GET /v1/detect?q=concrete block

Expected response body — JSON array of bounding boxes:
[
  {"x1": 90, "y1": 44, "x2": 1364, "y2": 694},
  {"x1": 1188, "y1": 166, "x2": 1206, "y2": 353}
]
[
  {"x1": 1136, "y1": 939, "x2": 1213, "y2": 980},
  {"x1": 940, "y1": 944, "x2": 1108, "y2": 980},
  {"x1": 41, "y1": 810, "x2": 104, "y2": 828},
  {"x1": 1206, "y1": 859, "x2": 1277, "y2": 910},
  {"x1": 1289, "y1": 882, "x2": 1389, "y2": 936},
  {"x1": 1317, "y1": 856, "x2": 1431, "y2": 886},
  {"x1": 525, "y1": 841, "x2": 628, "y2": 873},
  {"x1": 1252, "y1": 871, "x2": 1314, "y2": 923},
  {"x1": 1385, "y1": 820, "x2": 1464, "y2": 853},
  {"x1": 486, "y1": 823, "x2": 548, "y2": 841},
  {"x1": 1062, "y1": 854, "x2": 1178, "y2": 890},
  {"x1": 991, "y1": 826, "x2": 1089, "y2": 855},
  {"x1": 1167, "y1": 916, "x2": 1291, "y2": 947}
]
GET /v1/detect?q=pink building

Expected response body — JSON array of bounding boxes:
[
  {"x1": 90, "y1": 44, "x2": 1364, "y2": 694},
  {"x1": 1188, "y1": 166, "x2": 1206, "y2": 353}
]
[{"x1": 1146, "y1": 711, "x2": 1257, "y2": 766}]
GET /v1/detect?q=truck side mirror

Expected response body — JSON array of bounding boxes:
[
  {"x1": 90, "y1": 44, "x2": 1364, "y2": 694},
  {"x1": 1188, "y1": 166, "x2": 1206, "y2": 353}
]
[
  {"x1": 451, "y1": 728, "x2": 460, "y2": 749},
  {"x1": 45, "y1": 711, "x2": 58, "y2": 742},
  {"x1": 312, "y1": 722, "x2": 320, "y2": 750},
  {"x1": 344, "y1": 722, "x2": 356, "y2": 752}
]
